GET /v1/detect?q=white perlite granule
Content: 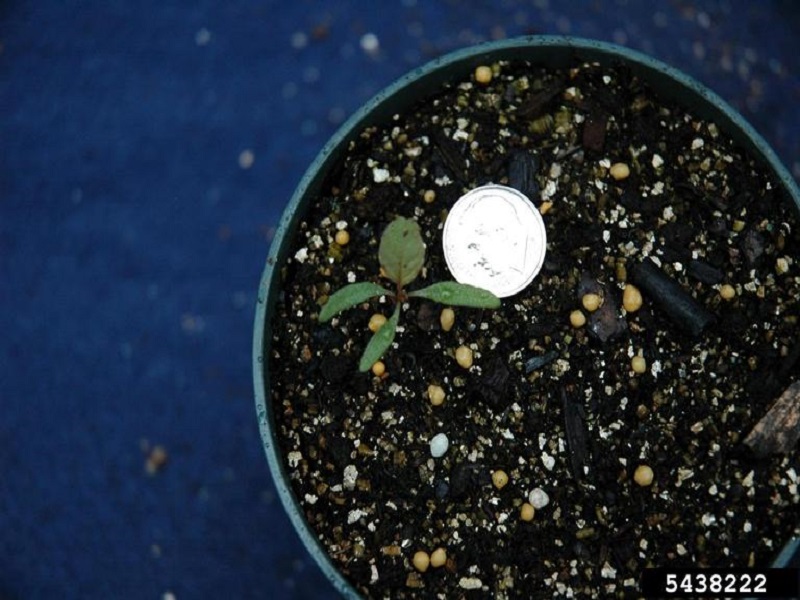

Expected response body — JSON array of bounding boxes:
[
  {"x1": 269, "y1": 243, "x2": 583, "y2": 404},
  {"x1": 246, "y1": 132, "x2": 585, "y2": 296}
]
[
  {"x1": 459, "y1": 577, "x2": 483, "y2": 590},
  {"x1": 343, "y1": 464, "x2": 358, "y2": 490}
]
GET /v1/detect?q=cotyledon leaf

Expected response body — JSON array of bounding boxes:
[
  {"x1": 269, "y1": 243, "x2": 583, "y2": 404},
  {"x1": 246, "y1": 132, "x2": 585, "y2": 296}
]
[
  {"x1": 410, "y1": 281, "x2": 501, "y2": 309},
  {"x1": 358, "y1": 305, "x2": 400, "y2": 372},
  {"x1": 318, "y1": 282, "x2": 393, "y2": 322}
]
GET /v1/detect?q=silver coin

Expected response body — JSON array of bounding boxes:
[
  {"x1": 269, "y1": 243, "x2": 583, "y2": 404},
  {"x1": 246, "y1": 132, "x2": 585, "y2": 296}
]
[{"x1": 442, "y1": 184, "x2": 547, "y2": 298}]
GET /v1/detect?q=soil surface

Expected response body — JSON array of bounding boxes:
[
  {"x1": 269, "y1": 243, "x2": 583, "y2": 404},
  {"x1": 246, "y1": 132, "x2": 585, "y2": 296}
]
[{"x1": 268, "y1": 59, "x2": 800, "y2": 598}]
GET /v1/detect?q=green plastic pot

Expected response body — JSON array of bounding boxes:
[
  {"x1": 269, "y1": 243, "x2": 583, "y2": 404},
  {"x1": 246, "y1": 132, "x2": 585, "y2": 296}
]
[{"x1": 254, "y1": 36, "x2": 800, "y2": 598}]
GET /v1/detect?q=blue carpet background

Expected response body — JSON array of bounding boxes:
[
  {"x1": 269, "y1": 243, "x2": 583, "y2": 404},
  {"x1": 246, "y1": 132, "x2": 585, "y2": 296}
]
[{"x1": 1, "y1": 2, "x2": 798, "y2": 599}]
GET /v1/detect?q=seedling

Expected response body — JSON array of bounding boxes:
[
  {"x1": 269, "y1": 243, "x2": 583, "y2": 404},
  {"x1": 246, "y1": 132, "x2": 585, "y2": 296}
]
[{"x1": 319, "y1": 216, "x2": 501, "y2": 371}]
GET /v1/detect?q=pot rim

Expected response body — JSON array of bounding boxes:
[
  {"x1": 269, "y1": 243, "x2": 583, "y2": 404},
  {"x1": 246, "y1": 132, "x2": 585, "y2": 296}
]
[{"x1": 254, "y1": 35, "x2": 800, "y2": 598}]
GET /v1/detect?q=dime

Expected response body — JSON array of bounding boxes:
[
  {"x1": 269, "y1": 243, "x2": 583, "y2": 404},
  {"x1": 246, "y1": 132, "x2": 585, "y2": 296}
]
[{"x1": 443, "y1": 184, "x2": 547, "y2": 298}]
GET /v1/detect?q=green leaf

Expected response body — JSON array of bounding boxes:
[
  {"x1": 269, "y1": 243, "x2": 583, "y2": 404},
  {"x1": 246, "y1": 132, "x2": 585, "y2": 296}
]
[
  {"x1": 318, "y1": 282, "x2": 393, "y2": 322},
  {"x1": 378, "y1": 217, "x2": 425, "y2": 287},
  {"x1": 358, "y1": 305, "x2": 400, "y2": 372},
  {"x1": 410, "y1": 282, "x2": 501, "y2": 309}
]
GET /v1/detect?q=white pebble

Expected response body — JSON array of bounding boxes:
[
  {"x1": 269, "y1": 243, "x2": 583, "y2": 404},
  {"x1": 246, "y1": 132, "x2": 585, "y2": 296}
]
[
  {"x1": 430, "y1": 433, "x2": 449, "y2": 458},
  {"x1": 528, "y1": 487, "x2": 549, "y2": 509}
]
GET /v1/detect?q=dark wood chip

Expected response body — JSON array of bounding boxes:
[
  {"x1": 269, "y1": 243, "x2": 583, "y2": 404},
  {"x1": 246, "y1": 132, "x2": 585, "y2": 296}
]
[
  {"x1": 589, "y1": 292, "x2": 627, "y2": 344},
  {"x1": 581, "y1": 112, "x2": 607, "y2": 152},
  {"x1": 516, "y1": 79, "x2": 564, "y2": 118},
  {"x1": 432, "y1": 129, "x2": 469, "y2": 182},
  {"x1": 507, "y1": 150, "x2": 541, "y2": 200},
  {"x1": 562, "y1": 387, "x2": 589, "y2": 481},
  {"x1": 472, "y1": 356, "x2": 511, "y2": 408},
  {"x1": 414, "y1": 301, "x2": 439, "y2": 332},
  {"x1": 524, "y1": 350, "x2": 559, "y2": 374},
  {"x1": 687, "y1": 259, "x2": 724, "y2": 285},
  {"x1": 629, "y1": 259, "x2": 715, "y2": 337},
  {"x1": 740, "y1": 229, "x2": 765, "y2": 266},
  {"x1": 744, "y1": 381, "x2": 800, "y2": 457}
]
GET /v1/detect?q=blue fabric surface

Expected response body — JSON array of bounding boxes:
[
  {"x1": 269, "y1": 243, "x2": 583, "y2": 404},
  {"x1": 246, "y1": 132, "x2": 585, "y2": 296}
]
[{"x1": 1, "y1": 2, "x2": 798, "y2": 598}]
